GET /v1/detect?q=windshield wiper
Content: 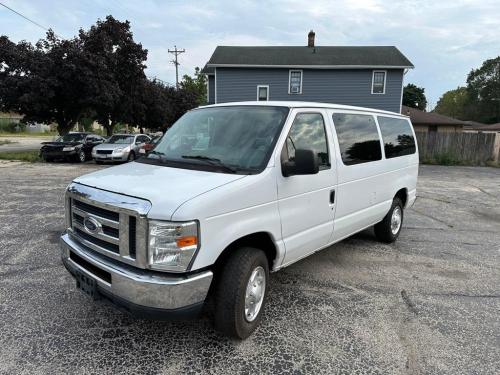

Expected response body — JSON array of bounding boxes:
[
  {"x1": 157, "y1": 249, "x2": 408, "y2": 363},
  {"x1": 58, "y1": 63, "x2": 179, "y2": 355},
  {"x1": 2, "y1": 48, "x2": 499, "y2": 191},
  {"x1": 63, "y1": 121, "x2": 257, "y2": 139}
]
[
  {"x1": 148, "y1": 150, "x2": 166, "y2": 158},
  {"x1": 181, "y1": 155, "x2": 237, "y2": 173}
]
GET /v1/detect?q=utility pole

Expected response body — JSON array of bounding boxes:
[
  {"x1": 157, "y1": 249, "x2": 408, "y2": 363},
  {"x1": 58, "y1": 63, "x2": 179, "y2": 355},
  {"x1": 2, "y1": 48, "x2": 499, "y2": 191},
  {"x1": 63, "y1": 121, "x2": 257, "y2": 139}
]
[{"x1": 168, "y1": 45, "x2": 185, "y2": 89}]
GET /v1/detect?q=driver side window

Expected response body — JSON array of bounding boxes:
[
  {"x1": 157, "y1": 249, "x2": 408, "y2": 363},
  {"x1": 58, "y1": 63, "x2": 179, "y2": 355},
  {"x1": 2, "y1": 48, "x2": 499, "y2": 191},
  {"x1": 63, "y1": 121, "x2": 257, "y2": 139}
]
[{"x1": 282, "y1": 113, "x2": 330, "y2": 169}]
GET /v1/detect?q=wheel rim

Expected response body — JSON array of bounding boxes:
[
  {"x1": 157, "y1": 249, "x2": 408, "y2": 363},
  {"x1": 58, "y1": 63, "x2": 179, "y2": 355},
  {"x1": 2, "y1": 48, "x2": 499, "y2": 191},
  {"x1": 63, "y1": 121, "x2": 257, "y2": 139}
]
[
  {"x1": 391, "y1": 206, "x2": 402, "y2": 235},
  {"x1": 244, "y1": 266, "x2": 266, "y2": 322},
  {"x1": 79, "y1": 151, "x2": 85, "y2": 162}
]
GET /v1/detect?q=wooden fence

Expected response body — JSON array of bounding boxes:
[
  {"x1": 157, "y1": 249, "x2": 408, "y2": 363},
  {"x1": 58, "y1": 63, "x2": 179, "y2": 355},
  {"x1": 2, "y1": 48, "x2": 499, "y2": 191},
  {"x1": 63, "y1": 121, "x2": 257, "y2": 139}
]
[{"x1": 415, "y1": 131, "x2": 500, "y2": 165}]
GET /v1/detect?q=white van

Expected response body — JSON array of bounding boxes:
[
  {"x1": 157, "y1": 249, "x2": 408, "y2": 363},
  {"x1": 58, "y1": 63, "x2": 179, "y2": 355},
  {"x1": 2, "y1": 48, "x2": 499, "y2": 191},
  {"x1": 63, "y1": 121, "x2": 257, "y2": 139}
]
[{"x1": 61, "y1": 102, "x2": 418, "y2": 338}]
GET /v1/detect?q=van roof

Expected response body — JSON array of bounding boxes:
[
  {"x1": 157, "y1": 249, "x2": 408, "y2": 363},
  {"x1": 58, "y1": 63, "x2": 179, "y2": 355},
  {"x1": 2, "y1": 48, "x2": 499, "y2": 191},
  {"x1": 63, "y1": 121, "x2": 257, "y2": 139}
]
[{"x1": 200, "y1": 101, "x2": 408, "y2": 118}]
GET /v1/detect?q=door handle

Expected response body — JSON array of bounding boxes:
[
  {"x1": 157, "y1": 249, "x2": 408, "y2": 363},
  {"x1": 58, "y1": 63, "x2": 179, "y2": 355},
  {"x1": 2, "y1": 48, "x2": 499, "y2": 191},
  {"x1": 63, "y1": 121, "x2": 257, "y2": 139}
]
[{"x1": 330, "y1": 190, "x2": 335, "y2": 204}]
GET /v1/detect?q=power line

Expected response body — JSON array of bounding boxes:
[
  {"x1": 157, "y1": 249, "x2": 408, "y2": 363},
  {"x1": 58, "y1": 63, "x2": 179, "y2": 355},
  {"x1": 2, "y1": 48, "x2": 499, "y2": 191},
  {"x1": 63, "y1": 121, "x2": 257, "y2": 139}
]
[{"x1": 0, "y1": 2, "x2": 62, "y2": 38}]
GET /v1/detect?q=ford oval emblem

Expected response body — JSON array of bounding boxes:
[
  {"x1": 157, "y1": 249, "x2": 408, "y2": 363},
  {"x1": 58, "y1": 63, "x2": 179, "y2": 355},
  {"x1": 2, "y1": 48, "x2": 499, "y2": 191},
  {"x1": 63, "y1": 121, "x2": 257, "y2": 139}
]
[{"x1": 83, "y1": 216, "x2": 100, "y2": 233}]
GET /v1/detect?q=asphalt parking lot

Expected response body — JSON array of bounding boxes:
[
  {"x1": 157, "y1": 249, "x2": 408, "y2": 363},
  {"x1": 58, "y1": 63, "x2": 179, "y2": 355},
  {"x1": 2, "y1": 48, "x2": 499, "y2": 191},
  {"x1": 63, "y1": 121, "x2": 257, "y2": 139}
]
[{"x1": 0, "y1": 162, "x2": 499, "y2": 374}]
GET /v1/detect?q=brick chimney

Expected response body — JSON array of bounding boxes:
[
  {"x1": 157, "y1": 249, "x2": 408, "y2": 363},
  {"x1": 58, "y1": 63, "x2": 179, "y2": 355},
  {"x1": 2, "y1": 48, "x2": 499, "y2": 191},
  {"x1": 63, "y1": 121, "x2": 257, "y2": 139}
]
[{"x1": 308, "y1": 30, "x2": 315, "y2": 47}]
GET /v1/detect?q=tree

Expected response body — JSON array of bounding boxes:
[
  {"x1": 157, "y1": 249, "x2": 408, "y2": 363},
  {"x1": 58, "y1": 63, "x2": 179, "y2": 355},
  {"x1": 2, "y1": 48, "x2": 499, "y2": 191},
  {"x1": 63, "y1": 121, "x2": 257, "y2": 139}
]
[
  {"x1": 78, "y1": 16, "x2": 148, "y2": 135},
  {"x1": 0, "y1": 32, "x2": 93, "y2": 134},
  {"x1": 466, "y1": 56, "x2": 500, "y2": 124},
  {"x1": 180, "y1": 67, "x2": 207, "y2": 105},
  {"x1": 433, "y1": 87, "x2": 470, "y2": 119},
  {"x1": 138, "y1": 79, "x2": 198, "y2": 132},
  {"x1": 403, "y1": 84, "x2": 427, "y2": 111},
  {"x1": 1, "y1": 16, "x2": 198, "y2": 136}
]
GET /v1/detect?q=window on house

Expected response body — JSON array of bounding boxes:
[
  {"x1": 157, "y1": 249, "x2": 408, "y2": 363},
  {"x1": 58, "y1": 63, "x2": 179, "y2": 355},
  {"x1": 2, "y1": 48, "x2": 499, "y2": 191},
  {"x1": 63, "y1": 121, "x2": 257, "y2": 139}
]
[
  {"x1": 282, "y1": 113, "x2": 330, "y2": 170},
  {"x1": 372, "y1": 71, "x2": 386, "y2": 94},
  {"x1": 377, "y1": 116, "x2": 416, "y2": 158},
  {"x1": 332, "y1": 113, "x2": 382, "y2": 165},
  {"x1": 289, "y1": 70, "x2": 302, "y2": 94},
  {"x1": 257, "y1": 85, "x2": 269, "y2": 101}
]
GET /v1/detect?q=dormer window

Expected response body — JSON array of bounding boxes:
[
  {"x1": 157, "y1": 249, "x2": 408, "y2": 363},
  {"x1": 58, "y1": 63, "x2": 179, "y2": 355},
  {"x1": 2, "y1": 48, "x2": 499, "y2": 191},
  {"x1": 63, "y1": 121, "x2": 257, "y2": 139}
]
[{"x1": 289, "y1": 70, "x2": 303, "y2": 94}]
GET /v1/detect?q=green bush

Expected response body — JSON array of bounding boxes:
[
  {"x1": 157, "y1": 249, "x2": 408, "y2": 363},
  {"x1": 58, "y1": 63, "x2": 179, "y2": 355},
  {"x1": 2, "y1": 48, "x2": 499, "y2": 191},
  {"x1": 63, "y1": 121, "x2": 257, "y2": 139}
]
[
  {"x1": 434, "y1": 152, "x2": 461, "y2": 166},
  {"x1": 421, "y1": 152, "x2": 463, "y2": 166},
  {"x1": 0, "y1": 150, "x2": 41, "y2": 162},
  {"x1": 0, "y1": 121, "x2": 25, "y2": 132}
]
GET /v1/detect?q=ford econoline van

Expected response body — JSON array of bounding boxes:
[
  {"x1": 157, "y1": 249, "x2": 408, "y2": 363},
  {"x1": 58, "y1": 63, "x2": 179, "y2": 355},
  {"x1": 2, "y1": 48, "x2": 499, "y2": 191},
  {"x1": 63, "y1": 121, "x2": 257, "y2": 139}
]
[{"x1": 61, "y1": 102, "x2": 418, "y2": 339}]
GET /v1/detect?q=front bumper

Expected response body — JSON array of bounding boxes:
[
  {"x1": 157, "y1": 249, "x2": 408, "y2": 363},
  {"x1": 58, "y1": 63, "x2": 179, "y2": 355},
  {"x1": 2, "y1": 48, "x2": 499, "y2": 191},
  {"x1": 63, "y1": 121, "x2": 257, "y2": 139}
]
[
  {"x1": 92, "y1": 151, "x2": 128, "y2": 162},
  {"x1": 41, "y1": 150, "x2": 77, "y2": 158},
  {"x1": 60, "y1": 233, "x2": 213, "y2": 317}
]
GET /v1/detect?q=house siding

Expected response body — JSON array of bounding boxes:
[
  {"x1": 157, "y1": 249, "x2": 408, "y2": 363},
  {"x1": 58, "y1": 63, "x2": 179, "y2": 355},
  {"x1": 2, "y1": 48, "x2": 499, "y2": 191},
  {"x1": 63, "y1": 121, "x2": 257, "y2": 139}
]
[
  {"x1": 207, "y1": 75, "x2": 215, "y2": 104},
  {"x1": 215, "y1": 68, "x2": 404, "y2": 113}
]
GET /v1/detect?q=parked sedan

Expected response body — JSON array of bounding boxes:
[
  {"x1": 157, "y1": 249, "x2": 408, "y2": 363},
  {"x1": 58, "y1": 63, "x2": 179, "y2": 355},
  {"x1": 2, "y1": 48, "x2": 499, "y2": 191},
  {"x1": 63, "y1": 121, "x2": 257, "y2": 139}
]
[
  {"x1": 92, "y1": 134, "x2": 151, "y2": 163},
  {"x1": 40, "y1": 133, "x2": 105, "y2": 162}
]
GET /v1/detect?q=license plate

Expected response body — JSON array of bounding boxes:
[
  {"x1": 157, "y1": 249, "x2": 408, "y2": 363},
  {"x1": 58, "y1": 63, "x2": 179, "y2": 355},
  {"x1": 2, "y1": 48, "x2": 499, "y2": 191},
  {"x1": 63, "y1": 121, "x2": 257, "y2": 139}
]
[{"x1": 75, "y1": 270, "x2": 99, "y2": 300}]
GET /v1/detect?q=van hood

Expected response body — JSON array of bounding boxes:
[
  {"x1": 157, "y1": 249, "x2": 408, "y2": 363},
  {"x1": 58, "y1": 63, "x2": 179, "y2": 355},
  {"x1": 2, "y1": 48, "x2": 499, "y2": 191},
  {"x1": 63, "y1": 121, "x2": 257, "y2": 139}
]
[{"x1": 74, "y1": 162, "x2": 247, "y2": 220}]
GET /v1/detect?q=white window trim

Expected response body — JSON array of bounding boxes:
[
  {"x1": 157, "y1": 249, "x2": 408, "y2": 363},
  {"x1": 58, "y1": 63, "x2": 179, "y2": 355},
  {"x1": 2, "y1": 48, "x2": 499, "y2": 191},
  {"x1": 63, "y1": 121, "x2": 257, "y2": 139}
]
[
  {"x1": 214, "y1": 68, "x2": 217, "y2": 104},
  {"x1": 257, "y1": 85, "x2": 269, "y2": 101},
  {"x1": 371, "y1": 70, "x2": 387, "y2": 94},
  {"x1": 288, "y1": 69, "x2": 303, "y2": 94},
  {"x1": 206, "y1": 76, "x2": 210, "y2": 103}
]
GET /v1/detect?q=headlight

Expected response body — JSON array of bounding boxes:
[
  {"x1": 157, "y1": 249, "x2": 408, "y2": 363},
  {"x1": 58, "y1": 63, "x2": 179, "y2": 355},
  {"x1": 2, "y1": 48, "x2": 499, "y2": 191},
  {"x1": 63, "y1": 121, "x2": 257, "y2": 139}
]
[
  {"x1": 63, "y1": 146, "x2": 75, "y2": 151},
  {"x1": 148, "y1": 220, "x2": 199, "y2": 272},
  {"x1": 113, "y1": 148, "x2": 124, "y2": 153}
]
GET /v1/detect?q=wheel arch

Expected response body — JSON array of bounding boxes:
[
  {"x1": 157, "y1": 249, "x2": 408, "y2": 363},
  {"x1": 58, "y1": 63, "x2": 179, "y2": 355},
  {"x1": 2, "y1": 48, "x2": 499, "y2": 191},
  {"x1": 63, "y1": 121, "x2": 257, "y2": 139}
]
[
  {"x1": 395, "y1": 187, "x2": 408, "y2": 208},
  {"x1": 213, "y1": 231, "x2": 279, "y2": 273}
]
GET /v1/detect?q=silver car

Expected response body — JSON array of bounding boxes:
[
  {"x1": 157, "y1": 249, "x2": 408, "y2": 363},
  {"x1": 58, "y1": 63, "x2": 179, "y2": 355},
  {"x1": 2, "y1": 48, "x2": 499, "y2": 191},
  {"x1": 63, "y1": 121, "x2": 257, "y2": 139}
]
[{"x1": 92, "y1": 134, "x2": 151, "y2": 163}]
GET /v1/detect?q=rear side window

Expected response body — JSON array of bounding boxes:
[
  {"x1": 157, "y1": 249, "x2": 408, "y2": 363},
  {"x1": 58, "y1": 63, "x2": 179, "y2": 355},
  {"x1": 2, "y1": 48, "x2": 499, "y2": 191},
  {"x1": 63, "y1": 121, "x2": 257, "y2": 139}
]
[
  {"x1": 377, "y1": 116, "x2": 416, "y2": 158},
  {"x1": 283, "y1": 113, "x2": 330, "y2": 169},
  {"x1": 332, "y1": 113, "x2": 382, "y2": 165}
]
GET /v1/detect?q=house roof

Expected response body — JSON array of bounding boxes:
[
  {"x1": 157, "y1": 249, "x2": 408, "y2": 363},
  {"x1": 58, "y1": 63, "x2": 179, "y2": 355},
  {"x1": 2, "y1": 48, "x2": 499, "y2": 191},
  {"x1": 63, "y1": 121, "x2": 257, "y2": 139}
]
[
  {"x1": 463, "y1": 120, "x2": 486, "y2": 129},
  {"x1": 204, "y1": 46, "x2": 414, "y2": 70},
  {"x1": 472, "y1": 123, "x2": 500, "y2": 131},
  {"x1": 201, "y1": 65, "x2": 215, "y2": 74},
  {"x1": 401, "y1": 106, "x2": 466, "y2": 126}
]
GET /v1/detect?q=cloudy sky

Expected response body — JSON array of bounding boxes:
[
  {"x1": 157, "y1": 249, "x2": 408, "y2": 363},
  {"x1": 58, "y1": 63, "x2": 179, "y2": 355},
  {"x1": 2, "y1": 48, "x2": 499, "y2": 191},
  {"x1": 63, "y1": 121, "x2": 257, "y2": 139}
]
[{"x1": 1, "y1": 0, "x2": 499, "y2": 108}]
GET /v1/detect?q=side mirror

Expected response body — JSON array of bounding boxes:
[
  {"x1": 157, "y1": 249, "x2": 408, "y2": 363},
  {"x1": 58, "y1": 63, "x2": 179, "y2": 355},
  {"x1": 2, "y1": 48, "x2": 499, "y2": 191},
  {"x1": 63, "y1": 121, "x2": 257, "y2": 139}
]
[{"x1": 282, "y1": 149, "x2": 319, "y2": 177}]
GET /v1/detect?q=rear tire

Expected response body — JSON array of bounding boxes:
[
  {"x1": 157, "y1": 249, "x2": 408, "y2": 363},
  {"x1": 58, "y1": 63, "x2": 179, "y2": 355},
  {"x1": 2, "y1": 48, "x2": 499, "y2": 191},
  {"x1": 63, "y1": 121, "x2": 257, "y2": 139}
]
[
  {"x1": 214, "y1": 247, "x2": 269, "y2": 339},
  {"x1": 374, "y1": 197, "x2": 404, "y2": 243}
]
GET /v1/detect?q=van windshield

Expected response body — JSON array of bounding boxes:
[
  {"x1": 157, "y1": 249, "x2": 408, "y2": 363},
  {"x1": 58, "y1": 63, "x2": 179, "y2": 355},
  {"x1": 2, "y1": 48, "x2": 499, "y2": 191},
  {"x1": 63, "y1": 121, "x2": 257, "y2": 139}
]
[{"x1": 140, "y1": 106, "x2": 289, "y2": 174}]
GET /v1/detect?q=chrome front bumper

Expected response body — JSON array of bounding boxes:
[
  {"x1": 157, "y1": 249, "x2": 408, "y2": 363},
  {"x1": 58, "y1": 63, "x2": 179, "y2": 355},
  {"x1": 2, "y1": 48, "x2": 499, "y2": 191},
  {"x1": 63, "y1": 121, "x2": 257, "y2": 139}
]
[{"x1": 61, "y1": 233, "x2": 213, "y2": 313}]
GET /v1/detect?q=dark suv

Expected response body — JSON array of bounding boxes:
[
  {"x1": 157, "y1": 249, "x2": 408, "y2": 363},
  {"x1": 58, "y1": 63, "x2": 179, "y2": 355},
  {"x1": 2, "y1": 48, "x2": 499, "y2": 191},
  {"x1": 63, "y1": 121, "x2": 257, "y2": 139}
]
[{"x1": 40, "y1": 132, "x2": 105, "y2": 162}]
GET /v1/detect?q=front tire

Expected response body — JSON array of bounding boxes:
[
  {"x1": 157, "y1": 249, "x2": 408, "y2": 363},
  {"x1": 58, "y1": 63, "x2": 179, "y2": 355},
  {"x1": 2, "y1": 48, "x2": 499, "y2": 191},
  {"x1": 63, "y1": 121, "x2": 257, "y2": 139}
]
[
  {"x1": 375, "y1": 197, "x2": 404, "y2": 243},
  {"x1": 214, "y1": 247, "x2": 269, "y2": 339},
  {"x1": 77, "y1": 150, "x2": 86, "y2": 163},
  {"x1": 127, "y1": 151, "x2": 135, "y2": 162}
]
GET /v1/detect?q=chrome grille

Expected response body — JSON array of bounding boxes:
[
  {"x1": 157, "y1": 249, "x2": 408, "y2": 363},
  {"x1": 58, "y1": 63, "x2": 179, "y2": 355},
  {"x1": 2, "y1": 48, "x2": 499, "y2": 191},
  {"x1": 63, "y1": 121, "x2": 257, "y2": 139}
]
[{"x1": 65, "y1": 182, "x2": 151, "y2": 268}]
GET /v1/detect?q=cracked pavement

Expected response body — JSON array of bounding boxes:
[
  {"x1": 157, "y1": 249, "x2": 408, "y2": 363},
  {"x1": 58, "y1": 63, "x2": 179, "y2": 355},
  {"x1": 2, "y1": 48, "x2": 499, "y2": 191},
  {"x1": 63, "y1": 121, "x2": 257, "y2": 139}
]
[{"x1": 0, "y1": 162, "x2": 499, "y2": 374}]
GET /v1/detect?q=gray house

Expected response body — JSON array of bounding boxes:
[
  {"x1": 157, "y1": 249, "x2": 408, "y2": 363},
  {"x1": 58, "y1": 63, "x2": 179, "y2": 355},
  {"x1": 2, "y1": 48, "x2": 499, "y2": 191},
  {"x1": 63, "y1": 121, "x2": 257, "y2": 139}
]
[{"x1": 203, "y1": 31, "x2": 414, "y2": 113}]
